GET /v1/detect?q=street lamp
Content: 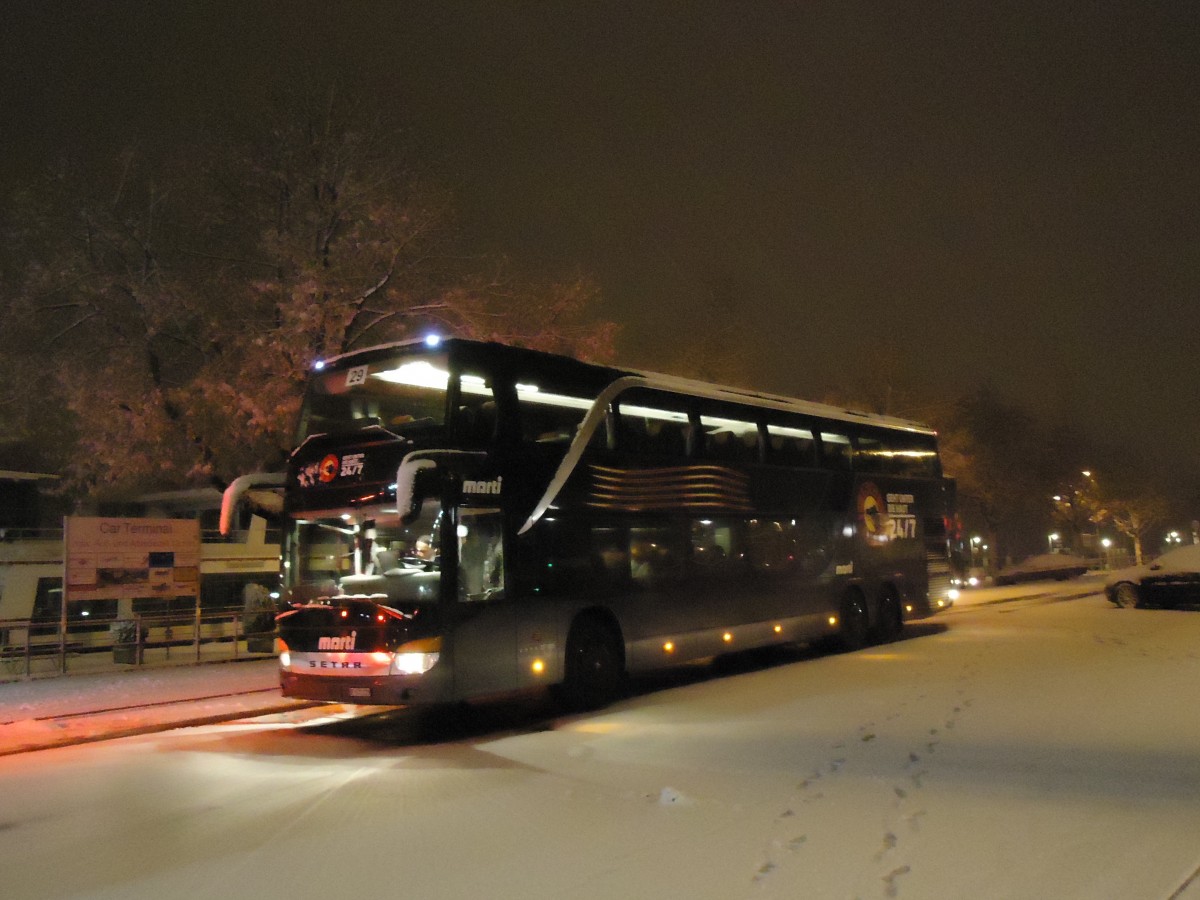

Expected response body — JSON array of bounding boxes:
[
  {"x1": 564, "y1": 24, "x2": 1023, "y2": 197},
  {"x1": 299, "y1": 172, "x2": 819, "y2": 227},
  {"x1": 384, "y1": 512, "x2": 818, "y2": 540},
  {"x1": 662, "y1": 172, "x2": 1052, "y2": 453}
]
[{"x1": 1048, "y1": 532, "x2": 1060, "y2": 553}]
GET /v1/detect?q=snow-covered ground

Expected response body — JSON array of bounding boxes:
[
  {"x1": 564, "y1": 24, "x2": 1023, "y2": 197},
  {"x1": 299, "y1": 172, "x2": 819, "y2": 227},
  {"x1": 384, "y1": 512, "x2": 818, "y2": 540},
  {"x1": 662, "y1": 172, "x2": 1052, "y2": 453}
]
[
  {"x1": 0, "y1": 657, "x2": 314, "y2": 755},
  {"x1": 1, "y1": 577, "x2": 1198, "y2": 899}
]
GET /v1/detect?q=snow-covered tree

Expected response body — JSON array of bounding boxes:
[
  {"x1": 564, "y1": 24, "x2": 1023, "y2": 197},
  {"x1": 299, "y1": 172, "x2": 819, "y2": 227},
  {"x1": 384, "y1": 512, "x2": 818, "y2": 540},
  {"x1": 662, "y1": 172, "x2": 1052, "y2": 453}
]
[{"x1": 2, "y1": 94, "x2": 617, "y2": 501}]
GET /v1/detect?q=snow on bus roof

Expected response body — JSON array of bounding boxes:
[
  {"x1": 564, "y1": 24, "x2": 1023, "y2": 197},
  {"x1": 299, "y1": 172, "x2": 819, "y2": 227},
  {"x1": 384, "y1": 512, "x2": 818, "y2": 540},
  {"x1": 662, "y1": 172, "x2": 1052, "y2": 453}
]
[
  {"x1": 622, "y1": 366, "x2": 935, "y2": 435},
  {"x1": 311, "y1": 338, "x2": 934, "y2": 436}
]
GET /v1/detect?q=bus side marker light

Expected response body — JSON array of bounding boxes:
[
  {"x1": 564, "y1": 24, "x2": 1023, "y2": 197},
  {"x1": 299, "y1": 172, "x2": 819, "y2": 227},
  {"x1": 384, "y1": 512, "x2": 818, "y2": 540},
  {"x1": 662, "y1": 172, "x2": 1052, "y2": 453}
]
[
  {"x1": 773, "y1": 624, "x2": 782, "y2": 634},
  {"x1": 722, "y1": 632, "x2": 733, "y2": 643},
  {"x1": 663, "y1": 641, "x2": 674, "y2": 654},
  {"x1": 828, "y1": 616, "x2": 838, "y2": 627},
  {"x1": 531, "y1": 659, "x2": 545, "y2": 675}
]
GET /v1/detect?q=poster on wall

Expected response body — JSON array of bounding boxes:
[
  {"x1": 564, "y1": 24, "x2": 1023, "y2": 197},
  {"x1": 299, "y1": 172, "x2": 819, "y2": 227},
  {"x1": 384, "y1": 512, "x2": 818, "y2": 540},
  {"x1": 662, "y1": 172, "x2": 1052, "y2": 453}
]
[{"x1": 64, "y1": 517, "x2": 201, "y2": 603}]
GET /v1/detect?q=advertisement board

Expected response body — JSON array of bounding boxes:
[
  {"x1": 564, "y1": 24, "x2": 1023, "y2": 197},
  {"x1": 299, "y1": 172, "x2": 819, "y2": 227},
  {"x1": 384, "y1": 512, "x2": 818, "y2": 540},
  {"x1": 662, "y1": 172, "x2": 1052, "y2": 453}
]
[{"x1": 64, "y1": 517, "x2": 201, "y2": 603}]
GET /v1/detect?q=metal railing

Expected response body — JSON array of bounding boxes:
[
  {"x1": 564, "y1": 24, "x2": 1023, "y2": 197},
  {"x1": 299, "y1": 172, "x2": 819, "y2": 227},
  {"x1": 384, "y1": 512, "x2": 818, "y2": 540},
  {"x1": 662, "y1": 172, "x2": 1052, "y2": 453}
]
[{"x1": 0, "y1": 610, "x2": 277, "y2": 680}]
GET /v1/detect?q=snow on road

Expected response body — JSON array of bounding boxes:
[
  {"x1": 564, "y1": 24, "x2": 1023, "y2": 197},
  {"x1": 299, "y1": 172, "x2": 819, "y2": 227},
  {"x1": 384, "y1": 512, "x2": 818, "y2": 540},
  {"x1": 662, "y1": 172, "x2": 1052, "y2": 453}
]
[{"x1": 1, "y1": 578, "x2": 1199, "y2": 899}]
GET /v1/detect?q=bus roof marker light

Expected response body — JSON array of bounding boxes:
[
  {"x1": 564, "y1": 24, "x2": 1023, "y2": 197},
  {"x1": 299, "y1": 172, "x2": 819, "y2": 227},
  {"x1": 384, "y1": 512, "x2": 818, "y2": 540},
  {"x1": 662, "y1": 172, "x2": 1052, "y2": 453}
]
[
  {"x1": 424, "y1": 334, "x2": 441, "y2": 348},
  {"x1": 313, "y1": 359, "x2": 326, "y2": 371}
]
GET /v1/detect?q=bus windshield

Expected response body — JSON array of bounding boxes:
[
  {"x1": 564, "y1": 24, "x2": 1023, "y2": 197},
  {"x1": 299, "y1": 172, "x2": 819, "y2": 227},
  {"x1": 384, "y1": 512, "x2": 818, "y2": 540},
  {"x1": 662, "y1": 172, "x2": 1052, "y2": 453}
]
[
  {"x1": 296, "y1": 350, "x2": 453, "y2": 443},
  {"x1": 285, "y1": 500, "x2": 444, "y2": 605}
]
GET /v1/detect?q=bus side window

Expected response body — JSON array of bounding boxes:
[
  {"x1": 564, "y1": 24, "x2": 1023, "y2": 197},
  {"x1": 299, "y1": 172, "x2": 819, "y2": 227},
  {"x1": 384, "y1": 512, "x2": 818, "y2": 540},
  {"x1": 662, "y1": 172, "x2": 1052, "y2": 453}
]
[
  {"x1": 591, "y1": 527, "x2": 629, "y2": 581},
  {"x1": 743, "y1": 519, "x2": 796, "y2": 573},
  {"x1": 458, "y1": 510, "x2": 504, "y2": 601},
  {"x1": 699, "y1": 410, "x2": 760, "y2": 464},
  {"x1": 690, "y1": 519, "x2": 741, "y2": 578},
  {"x1": 516, "y1": 382, "x2": 592, "y2": 445},
  {"x1": 454, "y1": 367, "x2": 498, "y2": 448},
  {"x1": 852, "y1": 433, "x2": 888, "y2": 474},
  {"x1": 766, "y1": 423, "x2": 816, "y2": 466},
  {"x1": 895, "y1": 434, "x2": 941, "y2": 478},
  {"x1": 616, "y1": 392, "x2": 692, "y2": 458},
  {"x1": 630, "y1": 525, "x2": 684, "y2": 584},
  {"x1": 820, "y1": 433, "x2": 852, "y2": 471}
]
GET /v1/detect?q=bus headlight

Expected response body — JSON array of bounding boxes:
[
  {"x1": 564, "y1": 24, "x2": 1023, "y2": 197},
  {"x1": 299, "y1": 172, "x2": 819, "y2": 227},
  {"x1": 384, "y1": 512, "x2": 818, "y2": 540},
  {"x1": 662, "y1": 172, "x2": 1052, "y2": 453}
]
[
  {"x1": 390, "y1": 637, "x2": 442, "y2": 675},
  {"x1": 391, "y1": 652, "x2": 439, "y2": 675}
]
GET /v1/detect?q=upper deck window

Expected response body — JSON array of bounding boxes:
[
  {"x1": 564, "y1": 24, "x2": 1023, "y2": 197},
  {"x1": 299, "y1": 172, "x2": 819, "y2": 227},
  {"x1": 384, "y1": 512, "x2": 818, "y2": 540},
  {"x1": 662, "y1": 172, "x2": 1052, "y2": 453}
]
[
  {"x1": 765, "y1": 422, "x2": 817, "y2": 467},
  {"x1": 516, "y1": 381, "x2": 595, "y2": 446},
  {"x1": 616, "y1": 390, "x2": 693, "y2": 458},
  {"x1": 820, "y1": 432, "x2": 853, "y2": 471},
  {"x1": 854, "y1": 431, "x2": 941, "y2": 478},
  {"x1": 297, "y1": 351, "x2": 451, "y2": 442},
  {"x1": 698, "y1": 408, "x2": 760, "y2": 463}
]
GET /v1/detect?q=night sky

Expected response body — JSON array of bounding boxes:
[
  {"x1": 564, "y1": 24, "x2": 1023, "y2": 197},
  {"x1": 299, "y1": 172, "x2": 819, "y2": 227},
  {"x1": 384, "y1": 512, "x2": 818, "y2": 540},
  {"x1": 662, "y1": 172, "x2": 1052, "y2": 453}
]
[{"x1": 3, "y1": 1, "x2": 1197, "y2": 471}]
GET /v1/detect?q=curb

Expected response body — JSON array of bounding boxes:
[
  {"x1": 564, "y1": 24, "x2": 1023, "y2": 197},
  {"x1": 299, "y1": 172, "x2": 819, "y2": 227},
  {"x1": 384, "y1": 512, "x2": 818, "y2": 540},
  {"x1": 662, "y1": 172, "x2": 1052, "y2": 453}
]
[{"x1": 0, "y1": 700, "x2": 323, "y2": 758}]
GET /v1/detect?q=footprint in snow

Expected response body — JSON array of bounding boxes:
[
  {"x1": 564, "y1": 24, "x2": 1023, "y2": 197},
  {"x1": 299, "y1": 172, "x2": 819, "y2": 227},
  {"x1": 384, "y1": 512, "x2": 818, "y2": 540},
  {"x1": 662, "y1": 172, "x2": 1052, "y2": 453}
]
[
  {"x1": 873, "y1": 831, "x2": 898, "y2": 861},
  {"x1": 752, "y1": 861, "x2": 777, "y2": 882},
  {"x1": 882, "y1": 864, "x2": 912, "y2": 897}
]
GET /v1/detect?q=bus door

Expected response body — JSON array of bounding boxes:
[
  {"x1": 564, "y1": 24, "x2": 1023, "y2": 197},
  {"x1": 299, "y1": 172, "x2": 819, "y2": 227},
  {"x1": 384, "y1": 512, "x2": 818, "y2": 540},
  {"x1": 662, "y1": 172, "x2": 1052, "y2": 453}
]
[{"x1": 447, "y1": 507, "x2": 518, "y2": 698}]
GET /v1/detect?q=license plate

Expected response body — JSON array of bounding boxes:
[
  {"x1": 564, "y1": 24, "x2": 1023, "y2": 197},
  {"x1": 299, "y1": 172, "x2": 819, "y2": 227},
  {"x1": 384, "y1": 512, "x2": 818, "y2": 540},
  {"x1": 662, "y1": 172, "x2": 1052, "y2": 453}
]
[{"x1": 348, "y1": 687, "x2": 372, "y2": 699}]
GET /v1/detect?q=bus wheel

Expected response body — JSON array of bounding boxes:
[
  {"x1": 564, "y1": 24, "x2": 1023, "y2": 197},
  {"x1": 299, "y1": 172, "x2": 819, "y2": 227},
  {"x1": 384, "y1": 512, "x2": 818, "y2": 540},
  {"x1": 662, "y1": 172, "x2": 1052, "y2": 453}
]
[
  {"x1": 833, "y1": 591, "x2": 869, "y2": 653},
  {"x1": 871, "y1": 591, "x2": 903, "y2": 644},
  {"x1": 559, "y1": 616, "x2": 625, "y2": 711}
]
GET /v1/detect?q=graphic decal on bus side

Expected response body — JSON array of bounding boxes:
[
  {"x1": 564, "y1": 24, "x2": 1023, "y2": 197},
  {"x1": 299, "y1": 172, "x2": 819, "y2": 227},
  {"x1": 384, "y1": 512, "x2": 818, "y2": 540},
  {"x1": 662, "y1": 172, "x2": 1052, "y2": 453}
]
[
  {"x1": 587, "y1": 464, "x2": 752, "y2": 513},
  {"x1": 857, "y1": 482, "x2": 918, "y2": 544},
  {"x1": 296, "y1": 452, "x2": 367, "y2": 488}
]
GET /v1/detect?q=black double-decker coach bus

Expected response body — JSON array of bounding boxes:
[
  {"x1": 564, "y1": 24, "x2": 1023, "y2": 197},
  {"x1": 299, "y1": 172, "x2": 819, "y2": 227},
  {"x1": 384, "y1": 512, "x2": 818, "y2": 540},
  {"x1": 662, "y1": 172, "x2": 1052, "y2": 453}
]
[{"x1": 255, "y1": 336, "x2": 955, "y2": 709}]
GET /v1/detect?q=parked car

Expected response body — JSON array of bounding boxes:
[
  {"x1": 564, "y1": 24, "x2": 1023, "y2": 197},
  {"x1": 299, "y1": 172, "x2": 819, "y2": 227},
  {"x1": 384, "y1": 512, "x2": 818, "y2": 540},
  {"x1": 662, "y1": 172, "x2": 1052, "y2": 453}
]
[
  {"x1": 1105, "y1": 544, "x2": 1200, "y2": 609},
  {"x1": 993, "y1": 553, "x2": 1089, "y2": 586}
]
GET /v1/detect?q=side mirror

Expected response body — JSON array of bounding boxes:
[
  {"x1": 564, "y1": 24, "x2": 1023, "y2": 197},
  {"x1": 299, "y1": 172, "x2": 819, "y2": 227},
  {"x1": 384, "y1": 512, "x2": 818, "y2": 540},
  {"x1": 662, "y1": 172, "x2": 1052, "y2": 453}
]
[
  {"x1": 396, "y1": 450, "x2": 488, "y2": 523},
  {"x1": 220, "y1": 472, "x2": 286, "y2": 536}
]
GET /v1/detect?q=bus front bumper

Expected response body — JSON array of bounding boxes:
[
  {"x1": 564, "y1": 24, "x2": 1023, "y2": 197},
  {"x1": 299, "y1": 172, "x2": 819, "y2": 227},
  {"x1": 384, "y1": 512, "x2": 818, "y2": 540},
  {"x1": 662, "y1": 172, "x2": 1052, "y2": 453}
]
[{"x1": 280, "y1": 667, "x2": 452, "y2": 706}]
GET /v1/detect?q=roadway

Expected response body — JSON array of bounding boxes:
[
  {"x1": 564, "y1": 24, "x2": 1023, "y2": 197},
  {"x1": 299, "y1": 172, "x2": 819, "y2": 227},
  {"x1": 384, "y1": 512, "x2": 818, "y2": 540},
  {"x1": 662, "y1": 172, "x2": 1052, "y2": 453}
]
[{"x1": 1, "y1": 576, "x2": 1198, "y2": 899}]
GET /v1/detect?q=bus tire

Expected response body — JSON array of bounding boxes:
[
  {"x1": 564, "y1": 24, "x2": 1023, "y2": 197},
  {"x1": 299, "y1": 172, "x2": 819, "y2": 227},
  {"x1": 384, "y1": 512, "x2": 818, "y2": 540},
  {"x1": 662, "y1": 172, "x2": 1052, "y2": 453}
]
[
  {"x1": 871, "y1": 590, "x2": 903, "y2": 644},
  {"x1": 558, "y1": 615, "x2": 625, "y2": 711},
  {"x1": 833, "y1": 590, "x2": 869, "y2": 653}
]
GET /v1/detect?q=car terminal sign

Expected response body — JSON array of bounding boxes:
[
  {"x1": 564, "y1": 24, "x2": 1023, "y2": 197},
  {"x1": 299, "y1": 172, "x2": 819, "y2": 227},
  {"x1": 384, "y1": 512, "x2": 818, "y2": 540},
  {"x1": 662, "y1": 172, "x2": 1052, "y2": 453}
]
[{"x1": 64, "y1": 516, "x2": 201, "y2": 603}]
